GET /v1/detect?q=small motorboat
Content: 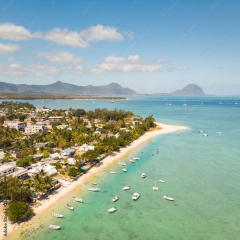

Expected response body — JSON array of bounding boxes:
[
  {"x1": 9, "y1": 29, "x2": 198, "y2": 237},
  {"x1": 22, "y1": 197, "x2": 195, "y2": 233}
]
[
  {"x1": 49, "y1": 225, "x2": 61, "y2": 230},
  {"x1": 112, "y1": 196, "x2": 119, "y2": 202},
  {"x1": 73, "y1": 197, "x2": 83, "y2": 203},
  {"x1": 122, "y1": 169, "x2": 127, "y2": 172},
  {"x1": 141, "y1": 173, "x2": 146, "y2": 178},
  {"x1": 132, "y1": 193, "x2": 140, "y2": 200},
  {"x1": 217, "y1": 132, "x2": 222, "y2": 134},
  {"x1": 123, "y1": 186, "x2": 131, "y2": 190},
  {"x1": 129, "y1": 159, "x2": 135, "y2": 163},
  {"x1": 163, "y1": 196, "x2": 174, "y2": 201},
  {"x1": 51, "y1": 213, "x2": 64, "y2": 218},
  {"x1": 92, "y1": 182, "x2": 97, "y2": 185},
  {"x1": 119, "y1": 162, "x2": 126, "y2": 166},
  {"x1": 159, "y1": 180, "x2": 165, "y2": 183},
  {"x1": 88, "y1": 188, "x2": 100, "y2": 192},
  {"x1": 66, "y1": 204, "x2": 74, "y2": 210},
  {"x1": 108, "y1": 207, "x2": 117, "y2": 213},
  {"x1": 138, "y1": 150, "x2": 143, "y2": 153},
  {"x1": 110, "y1": 172, "x2": 117, "y2": 174},
  {"x1": 203, "y1": 134, "x2": 208, "y2": 137},
  {"x1": 132, "y1": 157, "x2": 140, "y2": 160}
]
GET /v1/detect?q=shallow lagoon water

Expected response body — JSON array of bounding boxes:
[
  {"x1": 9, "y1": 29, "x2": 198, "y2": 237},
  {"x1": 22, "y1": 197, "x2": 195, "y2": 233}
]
[{"x1": 8, "y1": 96, "x2": 240, "y2": 240}]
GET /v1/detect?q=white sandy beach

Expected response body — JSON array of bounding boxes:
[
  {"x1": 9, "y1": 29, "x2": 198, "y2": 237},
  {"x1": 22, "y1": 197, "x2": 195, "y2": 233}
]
[{"x1": 0, "y1": 122, "x2": 188, "y2": 239}]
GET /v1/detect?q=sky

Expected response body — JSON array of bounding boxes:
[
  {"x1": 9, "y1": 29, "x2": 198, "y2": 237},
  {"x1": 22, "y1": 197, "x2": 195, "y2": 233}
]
[{"x1": 0, "y1": 0, "x2": 239, "y2": 95}]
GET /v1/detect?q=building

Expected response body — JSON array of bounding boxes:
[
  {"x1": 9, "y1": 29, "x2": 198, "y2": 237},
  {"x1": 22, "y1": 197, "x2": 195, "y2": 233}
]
[
  {"x1": 34, "y1": 143, "x2": 48, "y2": 150},
  {"x1": 0, "y1": 150, "x2": 4, "y2": 162},
  {"x1": 3, "y1": 120, "x2": 25, "y2": 130},
  {"x1": 9, "y1": 150, "x2": 22, "y2": 158},
  {"x1": 56, "y1": 124, "x2": 69, "y2": 130},
  {"x1": 61, "y1": 147, "x2": 75, "y2": 157},
  {"x1": 12, "y1": 168, "x2": 29, "y2": 179},
  {"x1": 0, "y1": 162, "x2": 17, "y2": 176},
  {"x1": 28, "y1": 164, "x2": 57, "y2": 176},
  {"x1": 49, "y1": 116, "x2": 64, "y2": 122},
  {"x1": 25, "y1": 124, "x2": 48, "y2": 135}
]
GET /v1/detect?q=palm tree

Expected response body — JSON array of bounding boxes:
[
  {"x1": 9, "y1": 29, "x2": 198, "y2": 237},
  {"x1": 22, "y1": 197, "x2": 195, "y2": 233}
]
[{"x1": 44, "y1": 176, "x2": 54, "y2": 189}]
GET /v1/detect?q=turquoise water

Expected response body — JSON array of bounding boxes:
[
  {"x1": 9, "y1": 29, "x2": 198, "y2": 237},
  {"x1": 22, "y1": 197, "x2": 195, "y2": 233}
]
[{"x1": 8, "y1": 96, "x2": 240, "y2": 240}]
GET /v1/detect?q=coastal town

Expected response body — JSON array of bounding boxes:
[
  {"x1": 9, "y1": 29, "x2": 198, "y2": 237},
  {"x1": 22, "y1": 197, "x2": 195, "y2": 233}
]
[{"x1": 0, "y1": 101, "x2": 156, "y2": 223}]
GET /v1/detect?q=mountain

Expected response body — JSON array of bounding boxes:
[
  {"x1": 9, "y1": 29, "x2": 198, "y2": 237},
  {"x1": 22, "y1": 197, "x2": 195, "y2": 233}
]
[
  {"x1": 0, "y1": 81, "x2": 136, "y2": 95},
  {"x1": 170, "y1": 84, "x2": 206, "y2": 96},
  {"x1": 147, "y1": 84, "x2": 207, "y2": 96}
]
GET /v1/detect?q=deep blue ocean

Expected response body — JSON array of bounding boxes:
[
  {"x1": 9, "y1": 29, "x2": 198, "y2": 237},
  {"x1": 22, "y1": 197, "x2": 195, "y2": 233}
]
[{"x1": 6, "y1": 96, "x2": 240, "y2": 240}]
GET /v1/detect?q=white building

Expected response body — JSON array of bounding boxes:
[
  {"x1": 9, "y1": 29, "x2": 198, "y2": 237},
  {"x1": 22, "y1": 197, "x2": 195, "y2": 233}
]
[
  {"x1": 3, "y1": 120, "x2": 25, "y2": 130},
  {"x1": 25, "y1": 124, "x2": 48, "y2": 135},
  {"x1": 28, "y1": 164, "x2": 57, "y2": 176}
]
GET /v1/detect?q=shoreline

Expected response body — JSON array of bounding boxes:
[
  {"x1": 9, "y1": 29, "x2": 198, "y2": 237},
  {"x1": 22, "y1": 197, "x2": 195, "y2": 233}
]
[{"x1": 1, "y1": 122, "x2": 188, "y2": 239}]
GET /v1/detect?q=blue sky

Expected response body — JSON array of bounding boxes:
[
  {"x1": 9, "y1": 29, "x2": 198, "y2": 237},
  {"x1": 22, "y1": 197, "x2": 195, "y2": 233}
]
[{"x1": 0, "y1": 0, "x2": 239, "y2": 95}]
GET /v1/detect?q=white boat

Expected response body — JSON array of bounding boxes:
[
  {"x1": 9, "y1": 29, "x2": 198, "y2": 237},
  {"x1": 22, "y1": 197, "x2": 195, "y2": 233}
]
[
  {"x1": 129, "y1": 159, "x2": 135, "y2": 163},
  {"x1": 108, "y1": 207, "x2": 117, "y2": 213},
  {"x1": 51, "y1": 213, "x2": 64, "y2": 218},
  {"x1": 153, "y1": 180, "x2": 158, "y2": 191},
  {"x1": 132, "y1": 157, "x2": 140, "y2": 160},
  {"x1": 132, "y1": 193, "x2": 140, "y2": 200},
  {"x1": 235, "y1": 101, "x2": 238, "y2": 105},
  {"x1": 123, "y1": 186, "x2": 131, "y2": 190},
  {"x1": 122, "y1": 169, "x2": 127, "y2": 172},
  {"x1": 159, "y1": 180, "x2": 165, "y2": 183},
  {"x1": 141, "y1": 173, "x2": 146, "y2": 178},
  {"x1": 183, "y1": 100, "x2": 187, "y2": 106},
  {"x1": 110, "y1": 172, "x2": 117, "y2": 174},
  {"x1": 169, "y1": 103, "x2": 172, "y2": 105},
  {"x1": 66, "y1": 204, "x2": 74, "y2": 210},
  {"x1": 111, "y1": 101, "x2": 114, "y2": 103},
  {"x1": 138, "y1": 150, "x2": 143, "y2": 153},
  {"x1": 163, "y1": 196, "x2": 174, "y2": 201},
  {"x1": 203, "y1": 134, "x2": 208, "y2": 137},
  {"x1": 73, "y1": 197, "x2": 83, "y2": 203},
  {"x1": 92, "y1": 182, "x2": 97, "y2": 185},
  {"x1": 112, "y1": 196, "x2": 119, "y2": 202},
  {"x1": 88, "y1": 188, "x2": 100, "y2": 192},
  {"x1": 119, "y1": 163, "x2": 126, "y2": 166},
  {"x1": 217, "y1": 132, "x2": 222, "y2": 134},
  {"x1": 49, "y1": 225, "x2": 61, "y2": 230}
]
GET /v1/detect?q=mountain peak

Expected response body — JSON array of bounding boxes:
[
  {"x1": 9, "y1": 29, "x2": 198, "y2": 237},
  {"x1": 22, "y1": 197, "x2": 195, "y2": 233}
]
[{"x1": 171, "y1": 84, "x2": 206, "y2": 96}]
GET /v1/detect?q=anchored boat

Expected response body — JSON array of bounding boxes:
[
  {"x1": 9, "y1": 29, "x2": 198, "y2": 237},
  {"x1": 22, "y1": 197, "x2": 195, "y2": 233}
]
[
  {"x1": 108, "y1": 207, "x2": 117, "y2": 213},
  {"x1": 66, "y1": 204, "x2": 74, "y2": 210},
  {"x1": 49, "y1": 225, "x2": 61, "y2": 230},
  {"x1": 163, "y1": 196, "x2": 174, "y2": 201},
  {"x1": 51, "y1": 213, "x2": 64, "y2": 218},
  {"x1": 73, "y1": 197, "x2": 83, "y2": 203},
  {"x1": 88, "y1": 188, "x2": 100, "y2": 192}
]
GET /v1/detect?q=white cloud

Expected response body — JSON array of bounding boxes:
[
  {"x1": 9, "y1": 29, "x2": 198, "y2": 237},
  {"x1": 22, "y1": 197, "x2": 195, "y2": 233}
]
[
  {"x1": 175, "y1": 66, "x2": 190, "y2": 70},
  {"x1": 127, "y1": 55, "x2": 142, "y2": 63},
  {"x1": 10, "y1": 64, "x2": 30, "y2": 76},
  {"x1": 43, "y1": 28, "x2": 89, "y2": 48},
  {"x1": 104, "y1": 56, "x2": 126, "y2": 64},
  {"x1": 75, "y1": 66, "x2": 84, "y2": 74},
  {"x1": 80, "y1": 25, "x2": 124, "y2": 42},
  {"x1": 36, "y1": 50, "x2": 83, "y2": 64},
  {"x1": 30, "y1": 63, "x2": 61, "y2": 77},
  {"x1": 0, "y1": 22, "x2": 42, "y2": 41},
  {"x1": 123, "y1": 31, "x2": 135, "y2": 39},
  {"x1": 91, "y1": 55, "x2": 163, "y2": 74},
  {"x1": 0, "y1": 43, "x2": 20, "y2": 56}
]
